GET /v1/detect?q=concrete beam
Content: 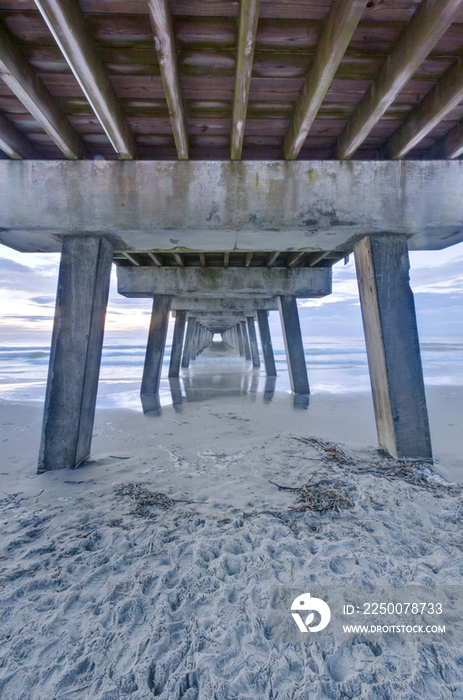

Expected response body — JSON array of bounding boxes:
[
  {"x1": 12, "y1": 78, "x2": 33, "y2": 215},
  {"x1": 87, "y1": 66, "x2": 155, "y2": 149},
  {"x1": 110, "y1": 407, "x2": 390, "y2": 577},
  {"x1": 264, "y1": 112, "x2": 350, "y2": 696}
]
[
  {"x1": 117, "y1": 267, "x2": 331, "y2": 299},
  {"x1": 181, "y1": 316, "x2": 196, "y2": 369},
  {"x1": 171, "y1": 297, "x2": 278, "y2": 312},
  {"x1": 354, "y1": 234, "x2": 432, "y2": 460},
  {"x1": 278, "y1": 296, "x2": 310, "y2": 395},
  {"x1": 2, "y1": 161, "x2": 463, "y2": 253},
  {"x1": 256, "y1": 309, "x2": 276, "y2": 377},
  {"x1": 246, "y1": 316, "x2": 261, "y2": 368},
  {"x1": 37, "y1": 237, "x2": 112, "y2": 472},
  {"x1": 168, "y1": 309, "x2": 186, "y2": 378},
  {"x1": 240, "y1": 320, "x2": 252, "y2": 360},
  {"x1": 141, "y1": 295, "x2": 171, "y2": 396}
]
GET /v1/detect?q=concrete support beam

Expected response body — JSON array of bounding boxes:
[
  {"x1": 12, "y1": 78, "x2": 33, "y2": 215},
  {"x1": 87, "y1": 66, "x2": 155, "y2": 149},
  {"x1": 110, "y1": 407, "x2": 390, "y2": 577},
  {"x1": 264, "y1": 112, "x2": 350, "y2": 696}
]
[
  {"x1": 256, "y1": 309, "x2": 276, "y2": 377},
  {"x1": 240, "y1": 320, "x2": 252, "y2": 360},
  {"x1": 278, "y1": 296, "x2": 310, "y2": 395},
  {"x1": 181, "y1": 316, "x2": 196, "y2": 368},
  {"x1": 141, "y1": 295, "x2": 171, "y2": 396},
  {"x1": 236, "y1": 323, "x2": 245, "y2": 356},
  {"x1": 118, "y1": 267, "x2": 331, "y2": 299},
  {"x1": 3, "y1": 161, "x2": 463, "y2": 254},
  {"x1": 354, "y1": 234, "x2": 432, "y2": 460},
  {"x1": 37, "y1": 236, "x2": 113, "y2": 472},
  {"x1": 246, "y1": 316, "x2": 261, "y2": 368},
  {"x1": 169, "y1": 309, "x2": 186, "y2": 378}
]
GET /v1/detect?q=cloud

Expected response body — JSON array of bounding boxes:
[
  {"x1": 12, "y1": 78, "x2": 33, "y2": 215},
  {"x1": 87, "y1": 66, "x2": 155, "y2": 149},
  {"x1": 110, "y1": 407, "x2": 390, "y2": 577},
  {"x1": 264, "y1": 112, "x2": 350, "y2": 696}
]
[{"x1": 30, "y1": 296, "x2": 56, "y2": 305}]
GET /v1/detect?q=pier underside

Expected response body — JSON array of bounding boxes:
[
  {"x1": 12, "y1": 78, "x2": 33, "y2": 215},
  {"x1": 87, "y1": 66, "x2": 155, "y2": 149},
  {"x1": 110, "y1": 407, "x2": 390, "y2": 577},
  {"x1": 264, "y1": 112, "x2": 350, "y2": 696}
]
[{"x1": 1, "y1": 160, "x2": 455, "y2": 468}]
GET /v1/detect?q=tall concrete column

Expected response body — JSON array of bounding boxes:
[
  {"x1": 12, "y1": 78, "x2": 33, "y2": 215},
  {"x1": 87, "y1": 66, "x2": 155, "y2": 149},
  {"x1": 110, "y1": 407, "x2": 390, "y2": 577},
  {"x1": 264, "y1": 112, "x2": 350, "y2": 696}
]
[
  {"x1": 236, "y1": 323, "x2": 245, "y2": 356},
  {"x1": 38, "y1": 236, "x2": 113, "y2": 472},
  {"x1": 182, "y1": 317, "x2": 196, "y2": 368},
  {"x1": 256, "y1": 310, "x2": 276, "y2": 377},
  {"x1": 354, "y1": 234, "x2": 432, "y2": 460},
  {"x1": 141, "y1": 295, "x2": 172, "y2": 396},
  {"x1": 246, "y1": 316, "x2": 260, "y2": 368},
  {"x1": 169, "y1": 310, "x2": 186, "y2": 378},
  {"x1": 240, "y1": 320, "x2": 252, "y2": 360},
  {"x1": 278, "y1": 296, "x2": 309, "y2": 395}
]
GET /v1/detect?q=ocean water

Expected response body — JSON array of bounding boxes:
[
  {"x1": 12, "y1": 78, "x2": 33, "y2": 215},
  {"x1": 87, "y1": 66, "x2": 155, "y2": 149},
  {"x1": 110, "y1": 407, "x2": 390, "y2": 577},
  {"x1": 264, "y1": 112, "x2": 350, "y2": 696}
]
[{"x1": 0, "y1": 337, "x2": 461, "y2": 411}]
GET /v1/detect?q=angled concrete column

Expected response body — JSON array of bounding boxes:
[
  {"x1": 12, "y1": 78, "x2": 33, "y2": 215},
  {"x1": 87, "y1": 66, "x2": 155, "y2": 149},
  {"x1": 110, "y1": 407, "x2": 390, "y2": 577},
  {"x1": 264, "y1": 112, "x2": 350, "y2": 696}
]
[
  {"x1": 169, "y1": 310, "x2": 186, "y2": 378},
  {"x1": 141, "y1": 295, "x2": 172, "y2": 396},
  {"x1": 246, "y1": 316, "x2": 260, "y2": 368},
  {"x1": 354, "y1": 234, "x2": 432, "y2": 460},
  {"x1": 240, "y1": 320, "x2": 251, "y2": 360},
  {"x1": 236, "y1": 323, "x2": 245, "y2": 356},
  {"x1": 256, "y1": 310, "x2": 276, "y2": 377},
  {"x1": 278, "y1": 296, "x2": 310, "y2": 395},
  {"x1": 38, "y1": 236, "x2": 113, "y2": 472},
  {"x1": 181, "y1": 316, "x2": 196, "y2": 368}
]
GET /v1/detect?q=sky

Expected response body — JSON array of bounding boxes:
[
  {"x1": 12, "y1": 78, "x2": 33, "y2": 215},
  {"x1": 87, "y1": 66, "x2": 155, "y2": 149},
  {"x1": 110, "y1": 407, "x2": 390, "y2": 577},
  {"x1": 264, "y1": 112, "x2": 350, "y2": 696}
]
[{"x1": 0, "y1": 240, "x2": 462, "y2": 346}]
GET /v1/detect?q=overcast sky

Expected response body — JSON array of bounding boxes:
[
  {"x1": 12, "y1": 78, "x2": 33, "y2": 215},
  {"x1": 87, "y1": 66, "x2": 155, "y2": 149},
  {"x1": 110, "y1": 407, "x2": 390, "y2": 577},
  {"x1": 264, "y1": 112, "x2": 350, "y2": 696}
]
[{"x1": 0, "y1": 240, "x2": 462, "y2": 346}]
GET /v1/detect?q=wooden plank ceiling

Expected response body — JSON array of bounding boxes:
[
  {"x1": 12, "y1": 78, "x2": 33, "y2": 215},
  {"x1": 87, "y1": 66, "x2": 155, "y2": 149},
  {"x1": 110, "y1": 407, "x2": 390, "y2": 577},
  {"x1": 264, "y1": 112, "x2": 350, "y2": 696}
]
[{"x1": 2, "y1": 0, "x2": 463, "y2": 163}]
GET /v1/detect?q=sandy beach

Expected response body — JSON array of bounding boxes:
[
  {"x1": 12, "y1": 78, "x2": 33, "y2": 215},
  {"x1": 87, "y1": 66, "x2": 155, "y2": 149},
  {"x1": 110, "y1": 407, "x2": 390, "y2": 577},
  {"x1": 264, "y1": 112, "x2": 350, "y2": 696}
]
[{"x1": 1, "y1": 383, "x2": 463, "y2": 699}]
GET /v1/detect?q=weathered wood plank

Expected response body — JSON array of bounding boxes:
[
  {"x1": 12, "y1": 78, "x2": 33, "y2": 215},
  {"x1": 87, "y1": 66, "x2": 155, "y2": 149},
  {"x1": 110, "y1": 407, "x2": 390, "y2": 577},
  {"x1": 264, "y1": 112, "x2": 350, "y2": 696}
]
[
  {"x1": 0, "y1": 22, "x2": 81, "y2": 157},
  {"x1": 231, "y1": 0, "x2": 260, "y2": 160},
  {"x1": 336, "y1": 0, "x2": 463, "y2": 159},
  {"x1": 428, "y1": 117, "x2": 463, "y2": 158},
  {"x1": 386, "y1": 57, "x2": 463, "y2": 157},
  {"x1": 283, "y1": 0, "x2": 366, "y2": 159},
  {"x1": 148, "y1": 0, "x2": 189, "y2": 159},
  {"x1": 33, "y1": 0, "x2": 135, "y2": 158}
]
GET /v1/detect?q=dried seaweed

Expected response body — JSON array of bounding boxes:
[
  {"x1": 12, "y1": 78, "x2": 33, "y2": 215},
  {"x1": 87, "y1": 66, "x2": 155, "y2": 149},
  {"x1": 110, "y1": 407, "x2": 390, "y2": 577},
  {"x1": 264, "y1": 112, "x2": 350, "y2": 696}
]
[
  {"x1": 270, "y1": 478, "x2": 354, "y2": 513},
  {"x1": 115, "y1": 482, "x2": 175, "y2": 517},
  {"x1": 292, "y1": 436, "x2": 355, "y2": 465}
]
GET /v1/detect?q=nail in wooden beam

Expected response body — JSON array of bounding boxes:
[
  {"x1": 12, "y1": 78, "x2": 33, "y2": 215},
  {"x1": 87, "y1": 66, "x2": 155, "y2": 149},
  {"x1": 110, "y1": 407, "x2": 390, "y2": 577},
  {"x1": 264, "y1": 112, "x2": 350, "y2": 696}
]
[
  {"x1": 0, "y1": 22, "x2": 81, "y2": 159},
  {"x1": 148, "y1": 0, "x2": 189, "y2": 160},
  {"x1": 148, "y1": 252, "x2": 163, "y2": 266},
  {"x1": 231, "y1": 0, "x2": 260, "y2": 160},
  {"x1": 34, "y1": 0, "x2": 135, "y2": 159},
  {"x1": 336, "y1": 0, "x2": 463, "y2": 159},
  {"x1": 266, "y1": 252, "x2": 279, "y2": 267},
  {"x1": 245, "y1": 252, "x2": 253, "y2": 267},
  {"x1": 0, "y1": 111, "x2": 38, "y2": 159},
  {"x1": 354, "y1": 234, "x2": 432, "y2": 460},
  {"x1": 283, "y1": 0, "x2": 366, "y2": 160},
  {"x1": 387, "y1": 57, "x2": 463, "y2": 158}
]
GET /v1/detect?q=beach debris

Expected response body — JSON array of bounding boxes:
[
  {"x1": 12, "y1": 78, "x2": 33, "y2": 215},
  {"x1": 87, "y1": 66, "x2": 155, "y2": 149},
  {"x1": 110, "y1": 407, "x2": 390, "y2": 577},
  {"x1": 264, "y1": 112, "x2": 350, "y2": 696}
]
[
  {"x1": 115, "y1": 482, "x2": 175, "y2": 516},
  {"x1": 269, "y1": 478, "x2": 354, "y2": 513},
  {"x1": 353, "y1": 460, "x2": 456, "y2": 489},
  {"x1": 292, "y1": 437, "x2": 355, "y2": 465}
]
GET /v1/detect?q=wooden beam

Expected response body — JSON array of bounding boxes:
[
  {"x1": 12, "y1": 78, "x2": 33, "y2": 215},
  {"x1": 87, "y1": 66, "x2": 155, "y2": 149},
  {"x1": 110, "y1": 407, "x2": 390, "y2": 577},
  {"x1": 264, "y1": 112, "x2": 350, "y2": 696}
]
[
  {"x1": 286, "y1": 252, "x2": 305, "y2": 267},
  {"x1": 429, "y1": 118, "x2": 463, "y2": 159},
  {"x1": 224, "y1": 252, "x2": 229, "y2": 267},
  {"x1": 336, "y1": 0, "x2": 463, "y2": 159},
  {"x1": 231, "y1": 0, "x2": 260, "y2": 160},
  {"x1": 172, "y1": 253, "x2": 184, "y2": 266},
  {"x1": 122, "y1": 252, "x2": 141, "y2": 266},
  {"x1": 308, "y1": 251, "x2": 330, "y2": 267},
  {"x1": 0, "y1": 23, "x2": 81, "y2": 159},
  {"x1": 387, "y1": 58, "x2": 463, "y2": 158},
  {"x1": 199, "y1": 252, "x2": 206, "y2": 267},
  {"x1": 147, "y1": 252, "x2": 163, "y2": 266},
  {"x1": 0, "y1": 111, "x2": 38, "y2": 160},
  {"x1": 34, "y1": 0, "x2": 135, "y2": 159},
  {"x1": 266, "y1": 252, "x2": 279, "y2": 267},
  {"x1": 148, "y1": 0, "x2": 189, "y2": 160},
  {"x1": 245, "y1": 252, "x2": 253, "y2": 267},
  {"x1": 283, "y1": 0, "x2": 366, "y2": 160}
]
